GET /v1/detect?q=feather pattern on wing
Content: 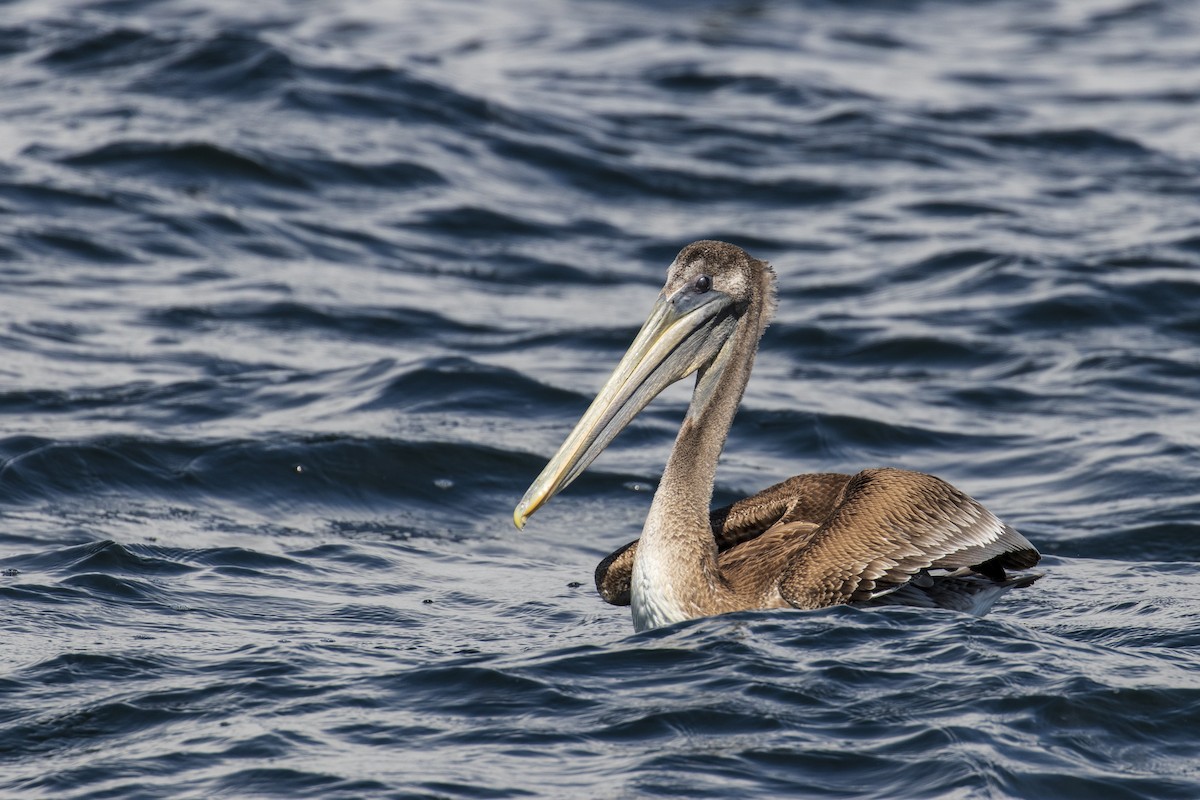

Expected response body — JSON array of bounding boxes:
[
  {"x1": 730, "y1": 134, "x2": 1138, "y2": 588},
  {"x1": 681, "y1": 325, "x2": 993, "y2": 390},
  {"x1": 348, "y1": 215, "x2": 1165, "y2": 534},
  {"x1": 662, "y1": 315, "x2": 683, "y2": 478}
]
[{"x1": 596, "y1": 468, "x2": 1039, "y2": 613}]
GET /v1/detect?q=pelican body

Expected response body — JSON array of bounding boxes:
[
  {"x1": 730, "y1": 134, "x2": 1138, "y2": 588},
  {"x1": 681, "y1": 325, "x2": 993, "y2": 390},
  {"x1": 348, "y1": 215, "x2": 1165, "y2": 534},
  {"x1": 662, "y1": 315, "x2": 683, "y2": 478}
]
[{"x1": 515, "y1": 241, "x2": 1040, "y2": 631}]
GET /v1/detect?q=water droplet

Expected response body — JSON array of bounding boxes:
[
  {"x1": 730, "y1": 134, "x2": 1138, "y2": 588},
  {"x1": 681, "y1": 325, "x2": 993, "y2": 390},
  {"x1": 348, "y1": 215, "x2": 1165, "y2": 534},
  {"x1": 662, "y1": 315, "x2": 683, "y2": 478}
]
[{"x1": 434, "y1": 478, "x2": 454, "y2": 490}]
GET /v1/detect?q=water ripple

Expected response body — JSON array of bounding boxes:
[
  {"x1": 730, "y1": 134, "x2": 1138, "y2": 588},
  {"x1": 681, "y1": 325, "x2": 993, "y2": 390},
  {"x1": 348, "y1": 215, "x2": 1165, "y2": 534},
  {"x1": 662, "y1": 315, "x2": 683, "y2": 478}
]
[{"x1": 2, "y1": 0, "x2": 1200, "y2": 798}]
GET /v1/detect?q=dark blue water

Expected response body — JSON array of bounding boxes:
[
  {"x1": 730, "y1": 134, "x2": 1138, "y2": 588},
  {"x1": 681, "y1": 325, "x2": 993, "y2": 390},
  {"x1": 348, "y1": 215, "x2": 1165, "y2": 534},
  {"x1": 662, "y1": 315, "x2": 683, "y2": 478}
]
[{"x1": 3, "y1": 0, "x2": 1200, "y2": 797}]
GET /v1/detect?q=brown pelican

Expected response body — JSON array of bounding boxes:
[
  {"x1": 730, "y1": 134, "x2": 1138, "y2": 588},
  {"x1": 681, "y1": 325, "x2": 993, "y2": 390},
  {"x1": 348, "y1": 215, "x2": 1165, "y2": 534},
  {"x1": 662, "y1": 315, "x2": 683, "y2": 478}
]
[{"x1": 514, "y1": 241, "x2": 1040, "y2": 631}]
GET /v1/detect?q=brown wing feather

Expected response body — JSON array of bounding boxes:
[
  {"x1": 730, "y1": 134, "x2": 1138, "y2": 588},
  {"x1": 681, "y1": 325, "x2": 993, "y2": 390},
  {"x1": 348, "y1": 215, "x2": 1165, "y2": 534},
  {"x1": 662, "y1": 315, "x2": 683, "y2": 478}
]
[
  {"x1": 778, "y1": 467, "x2": 1040, "y2": 609},
  {"x1": 709, "y1": 473, "x2": 854, "y2": 541},
  {"x1": 594, "y1": 473, "x2": 853, "y2": 605}
]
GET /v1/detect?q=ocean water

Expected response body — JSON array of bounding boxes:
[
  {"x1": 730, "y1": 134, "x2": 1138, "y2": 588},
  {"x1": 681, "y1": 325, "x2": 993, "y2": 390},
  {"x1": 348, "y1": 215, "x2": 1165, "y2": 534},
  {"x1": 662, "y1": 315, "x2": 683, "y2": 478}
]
[{"x1": 2, "y1": 0, "x2": 1200, "y2": 797}]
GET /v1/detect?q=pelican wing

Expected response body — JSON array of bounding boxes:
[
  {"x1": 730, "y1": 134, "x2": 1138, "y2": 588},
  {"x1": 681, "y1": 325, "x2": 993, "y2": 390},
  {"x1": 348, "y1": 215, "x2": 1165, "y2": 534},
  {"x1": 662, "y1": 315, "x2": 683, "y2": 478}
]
[
  {"x1": 778, "y1": 467, "x2": 1040, "y2": 609},
  {"x1": 710, "y1": 472, "x2": 854, "y2": 540}
]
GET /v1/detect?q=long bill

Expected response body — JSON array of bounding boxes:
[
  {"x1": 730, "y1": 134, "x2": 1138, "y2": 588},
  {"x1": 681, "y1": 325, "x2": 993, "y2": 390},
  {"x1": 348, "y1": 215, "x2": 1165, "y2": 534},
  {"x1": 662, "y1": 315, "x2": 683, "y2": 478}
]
[{"x1": 513, "y1": 288, "x2": 735, "y2": 529}]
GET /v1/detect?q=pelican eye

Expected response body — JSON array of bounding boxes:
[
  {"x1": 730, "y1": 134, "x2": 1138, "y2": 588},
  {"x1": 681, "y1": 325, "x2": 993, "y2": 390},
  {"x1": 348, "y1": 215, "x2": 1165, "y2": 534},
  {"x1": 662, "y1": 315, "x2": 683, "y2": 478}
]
[{"x1": 694, "y1": 275, "x2": 712, "y2": 293}]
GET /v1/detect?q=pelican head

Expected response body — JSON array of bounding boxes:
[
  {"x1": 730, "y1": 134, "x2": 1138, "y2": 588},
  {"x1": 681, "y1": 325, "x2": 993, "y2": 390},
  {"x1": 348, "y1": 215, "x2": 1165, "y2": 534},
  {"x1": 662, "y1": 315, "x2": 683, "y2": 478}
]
[{"x1": 514, "y1": 241, "x2": 774, "y2": 529}]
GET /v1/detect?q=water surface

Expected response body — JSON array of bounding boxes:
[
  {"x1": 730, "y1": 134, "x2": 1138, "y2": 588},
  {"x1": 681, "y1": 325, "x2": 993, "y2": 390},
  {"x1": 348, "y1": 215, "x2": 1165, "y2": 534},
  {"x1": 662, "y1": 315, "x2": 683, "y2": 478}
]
[{"x1": 2, "y1": 1, "x2": 1200, "y2": 797}]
